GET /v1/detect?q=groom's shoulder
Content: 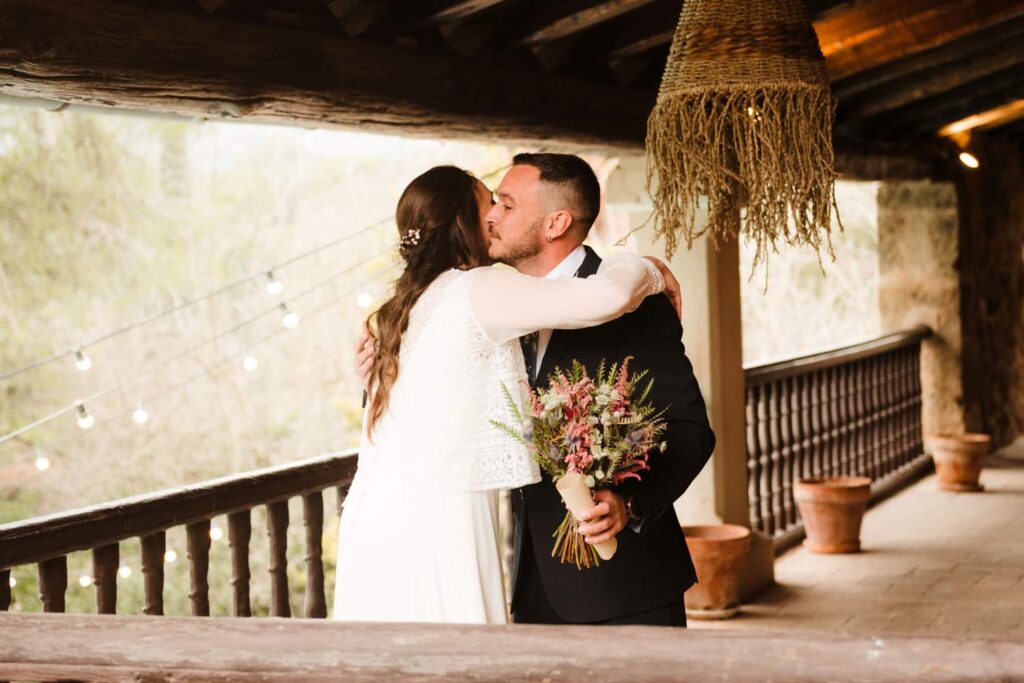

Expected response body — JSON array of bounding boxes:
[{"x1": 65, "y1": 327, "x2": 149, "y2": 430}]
[{"x1": 632, "y1": 291, "x2": 682, "y2": 334}]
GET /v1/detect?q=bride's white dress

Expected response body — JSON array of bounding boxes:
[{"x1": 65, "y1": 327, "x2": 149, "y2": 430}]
[{"x1": 332, "y1": 252, "x2": 664, "y2": 624}]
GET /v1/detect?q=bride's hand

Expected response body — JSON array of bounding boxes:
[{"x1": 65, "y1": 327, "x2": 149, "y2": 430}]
[{"x1": 644, "y1": 256, "x2": 682, "y2": 320}]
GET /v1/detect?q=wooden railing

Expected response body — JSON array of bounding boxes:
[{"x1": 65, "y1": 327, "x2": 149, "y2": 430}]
[
  {"x1": 5, "y1": 612, "x2": 1023, "y2": 682},
  {"x1": 0, "y1": 450, "x2": 357, "y2": 618},
  {"x1": 744, "y1": 326, "x2": 932, "y2": 541},
  {"x1": 0, "y1": 328, "x2": 936, "y2": 615}
]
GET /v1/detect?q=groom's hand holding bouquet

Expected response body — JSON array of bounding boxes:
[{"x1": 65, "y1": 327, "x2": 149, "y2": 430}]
[{"x1": 494, "y1": 357, "x2": 667, "y2": 569}]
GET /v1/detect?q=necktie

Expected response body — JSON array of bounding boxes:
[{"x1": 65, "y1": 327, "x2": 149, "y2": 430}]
[{"x1": 520, "y1": 331, "x2": 539, "y2": 382}]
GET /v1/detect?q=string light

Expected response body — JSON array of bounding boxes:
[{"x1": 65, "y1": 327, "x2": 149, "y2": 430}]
[
  {"x1": 78, "y1": 575, "x2": 92, "y2": 588},
  {"x1": 210, "y1": 526, "x2": 224, "y2": 541},
  {"x1": 74, "y1": 349, "x2": 92, "y2": 372},
  {"x1": 132, "y1": 401, "x2": 150, "y2": 425},
  {"x1": 0, "y1": 252, "x2": 391, "y2": 448},
  {"x1": 280, "y1": 304, "x2": 300, "y2": 329},
  {"x1": 0, "y1": 153, "x2": 528, "y2": 388},
  {"x1": 242, "y1": 354, "x2": 259, "y2": 371},
  {"x1": 118, "y1": 566, "x2": 132, "y2": 578},
  {"x1": 356, "y1": 292, "x2": 373, "y2": 309},
  {"x1": 0, "y1": 269, "x2": 398, "y2": 458},
  {"x1": 75, "y1": 402, "x2": 95, "y2": 430},
  {"x1": 34, "y1": 454, "x2": 50, "y2": 472},
  {"x1": 8, "y1": 575, "x2": 16, "y2": 588},
  {"x1": 164, "y1": 549, "x2": 177, "y2": 563},
  {"x1": 958, "y1": 152, "x2": 980, "y2": 169},
  {"x1": 0, "y1": 219, "x2": 392, "y2": 384},
  {"x1": 265, "y1": 271, "x2": 284, "y2": 296}
]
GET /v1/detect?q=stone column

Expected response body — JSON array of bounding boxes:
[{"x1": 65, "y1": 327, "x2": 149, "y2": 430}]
[{"x1": 877, "y1": 180, "x2": 965, "y2": 437}]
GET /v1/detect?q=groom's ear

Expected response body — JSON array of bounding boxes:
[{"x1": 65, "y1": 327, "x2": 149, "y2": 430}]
[{"x1": 545, "y1": 209, "x2": 575, "y2": 241}]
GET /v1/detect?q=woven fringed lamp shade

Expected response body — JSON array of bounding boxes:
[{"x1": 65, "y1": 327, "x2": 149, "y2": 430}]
[{"x1": 646, "y1": 0, "x2": 838, "y2": 264}]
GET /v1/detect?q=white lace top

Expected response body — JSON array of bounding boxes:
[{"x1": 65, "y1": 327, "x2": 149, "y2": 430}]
[{"x1": 358, "y1": 252, "x2": 664, "y2": 497}]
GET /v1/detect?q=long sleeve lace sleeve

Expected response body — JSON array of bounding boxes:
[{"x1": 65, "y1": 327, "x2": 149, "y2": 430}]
[{"x1": 466, "y1": 252, "x2": 666, "y2": 345}]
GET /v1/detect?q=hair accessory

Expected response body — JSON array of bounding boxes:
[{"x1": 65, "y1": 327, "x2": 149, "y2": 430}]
[{"x1": 399, "y1": 228, "x2": 422, "y2": 250}]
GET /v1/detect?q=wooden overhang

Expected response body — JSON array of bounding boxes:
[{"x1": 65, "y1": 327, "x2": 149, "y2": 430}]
[{"x1": 2, "y1": 0, "x2": 1023, "y2": 175}]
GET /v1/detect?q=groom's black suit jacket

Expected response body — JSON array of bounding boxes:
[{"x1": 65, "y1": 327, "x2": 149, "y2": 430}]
[{"x1": 510, "y1": 246, "x2": 716, "y2": 623}]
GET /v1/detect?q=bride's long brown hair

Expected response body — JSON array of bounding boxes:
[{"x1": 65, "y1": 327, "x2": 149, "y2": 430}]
[{"x1": 365, "y1": 165, "x2": 491, "y2": 439}]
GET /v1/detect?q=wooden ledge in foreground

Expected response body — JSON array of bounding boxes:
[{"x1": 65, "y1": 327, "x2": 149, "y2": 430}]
[{"x1": 2, "y1": 612, "x2": 1023, "y2": 682}]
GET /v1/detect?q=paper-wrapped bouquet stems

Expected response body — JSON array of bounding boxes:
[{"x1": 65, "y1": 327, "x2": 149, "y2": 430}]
[{"x1": 555, "y1": 472, "x2": 618, "y2": 567}]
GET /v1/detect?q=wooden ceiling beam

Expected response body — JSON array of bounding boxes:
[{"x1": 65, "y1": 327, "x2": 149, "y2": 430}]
[
  {"x1": 438, "y1": 20, "x2": 496, "y2": 57},
  {"x1": 598, "y1": 0, "x2": 682, "y2": 61},
  {"x1": 428, "y1": 0, "x2": 513, "y2": 24},
  {"x1": 915, "y1": 84, "x2": 1024, "y2": 136},
  {"x1": 982, "y1": 115, "x2": 1024, "y2": 140},
  {"x1": 521, "y1": 0, "x2": 661, "y2": 45},
  {"x1": 0, "y1": 0, "x2": 653, "y2": 150},
  {"x1": 816, "y1": 0, "x2": 1024, "y2": 81},
  {"x1": 833, "y1": 18, "x2": 1024, "y2": 100},
  {"x1": 324, "y1": 0, "x2": 393, "y2": 36},
  {"x1": 870, "y1": 68, "x2": 1024, "y2": 136},
  {"x1": 939, "y1": 99, "x2": 1024, "y2": 137},
  {"x1": 606, "y1": 29, "x2": 673, "y2": 60},
  {"x1": 839, "y1": 38, "x2": 1024, "y2": 122},
  {"x1": 593, "y1": 0, "x2": 868, "y2": 67}
]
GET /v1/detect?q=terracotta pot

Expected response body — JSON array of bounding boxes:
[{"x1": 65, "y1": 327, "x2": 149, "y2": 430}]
[
  {"x1": 926, "y1": 432, "x2": 991, "y2": 492},
  {"x1": 794, "y1": 477, "x2": 871, "y2": 554},
  {"x1": 682, "y1": 524, "x2": 751, "y2": 620}
]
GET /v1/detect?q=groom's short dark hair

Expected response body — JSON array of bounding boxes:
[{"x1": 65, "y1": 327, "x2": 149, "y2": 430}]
[{"x1": 512, "y1": 152, "x2": 601, "y2": 236}]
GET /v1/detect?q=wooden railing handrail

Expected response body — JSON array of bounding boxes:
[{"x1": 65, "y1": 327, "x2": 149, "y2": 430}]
[
  {"x1": 0, "y1": 449, "x2": 358, "y2": 568},
  {"x1": 3, "y1": 612, "x2": 1023, "y2": 681},
  {"x1": 744, "y1": 325, "x2": 932, "y2": 386}
]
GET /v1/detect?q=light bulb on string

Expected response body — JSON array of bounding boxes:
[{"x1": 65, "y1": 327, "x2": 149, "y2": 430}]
[
  {"x1": 79, "y1": 574, "x2": 92, "y2": 588},
  {"x1": 243, "y1": 354, "x2": 259, "y2": 371},
  {"x1": 265, "y1": 271, "x2": 284, "y2": 296},
  {"x1": 210, "y1": 526, "x2": 224, "y2": 541},
  {"x1": 164, "y1": 549, "x2": 177, "y2": 563},
  {"x1": 35, "y1": 454, "x2": 50, "y2": 472},
  {"x1": 74, "y1": 349, "x2": 92, "y2": 372},
  {"x1": 75, "y1": 402, "x2": 95, "y2": 430},
  {"x1": 356, "y1": 292, "x2": 373, "y2": 309},
  {"x1": 133, "y1": 401, "x2": 150, "y2": 425},
  {"x1": 8, "y1": 575, "x2": 15, "y2": 588},
  {"x1": 118, "y1": 566, "x2": 132, "y2": 578},
  {"x1": 280, "y1": 304, "x2": 300, "y2": 329}
]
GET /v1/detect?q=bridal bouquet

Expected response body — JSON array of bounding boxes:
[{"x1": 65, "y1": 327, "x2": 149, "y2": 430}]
[{"x1": 493, "y1": 357, "x2": 667, "y2": 569}]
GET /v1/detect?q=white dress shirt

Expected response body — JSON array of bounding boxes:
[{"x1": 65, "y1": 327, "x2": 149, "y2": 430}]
[{"x1": 533, "y1": 244, "x2": 588, "y2": 379}]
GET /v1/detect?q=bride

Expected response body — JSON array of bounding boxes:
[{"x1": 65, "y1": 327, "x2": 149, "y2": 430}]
[{"x1": 332, "y1": 165, "x2": 678, "y2": 625}]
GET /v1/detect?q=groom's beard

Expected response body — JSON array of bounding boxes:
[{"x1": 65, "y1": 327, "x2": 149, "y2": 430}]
[{"x1": 490, "y1": 216, "x2": 544, "y2": 270}]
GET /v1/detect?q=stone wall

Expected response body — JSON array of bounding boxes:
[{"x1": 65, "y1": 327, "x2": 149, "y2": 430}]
[
  {"x1": 957, "y1": 133, "x2": 1024, "y2": 447},
  {"x1": 878, "y1": 179, "x2": 965, "y2": 437}
]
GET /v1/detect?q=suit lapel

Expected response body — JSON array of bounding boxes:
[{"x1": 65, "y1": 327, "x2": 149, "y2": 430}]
[{"x1": 534, "y1": 246, "x2": 602, "y2": 385}]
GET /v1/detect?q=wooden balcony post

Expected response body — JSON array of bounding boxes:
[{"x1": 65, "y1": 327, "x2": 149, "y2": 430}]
[
  {"x1": 302, "y1": 492, "x2": 327, "y2": 618},
  {"x1": 38, "y1": 556, "x2": 67, "y2": 613},
  {"x1": 266, "y1": 500, "x2": 291, "y2": 618},
  {"x1": 140, "y1": 532, "x2": 165, "y2": 616},
  {"x1": 0, "y1": 568, "x2": 10, "y2": 611},
  {"x1": 186, "y1": 520, "x2": 211, "y2": 616},
  {"x1": 92, "y1": 543, "x2": 119, "y2": 614},
  {"x1": 228, "y1": 509, "x2": 252, "y2": 617}
]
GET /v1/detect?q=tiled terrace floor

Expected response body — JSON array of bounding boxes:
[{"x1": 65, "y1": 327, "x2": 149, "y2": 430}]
[{"x1": 691, "y1": 439, "x2": 1024, "y2": 639}]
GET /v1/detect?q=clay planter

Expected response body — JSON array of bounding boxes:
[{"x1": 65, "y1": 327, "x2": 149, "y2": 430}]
[
  {"x1": 794, "y1": 477, "x2": 871, "y2": 554},
  {"x1": 926, "y1": 432, "x2": 991, "y2": 492},
  {"x1": 682, "y1": 524, "x2": 751, "y2": 620}
]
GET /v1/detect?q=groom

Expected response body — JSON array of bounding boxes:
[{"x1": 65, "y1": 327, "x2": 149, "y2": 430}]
[{"x1": 487, "y1": 153, "x2": 715, "y2": 627}]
